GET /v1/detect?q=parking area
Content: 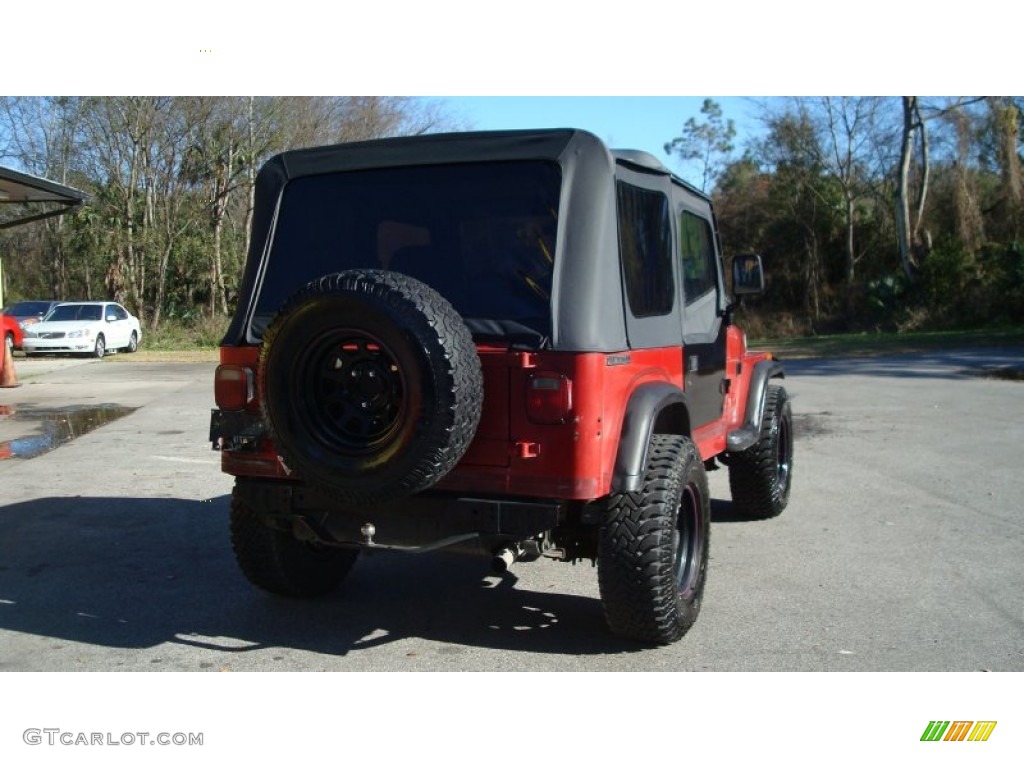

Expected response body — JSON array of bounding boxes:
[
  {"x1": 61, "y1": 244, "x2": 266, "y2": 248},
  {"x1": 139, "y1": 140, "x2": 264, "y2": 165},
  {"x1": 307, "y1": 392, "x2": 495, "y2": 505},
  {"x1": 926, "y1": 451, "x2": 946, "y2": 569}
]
[
  {"x1": 0, "y1": 357, "x2": 208, "y2": 459},
  {"x1": 0, "y1": 350, "x2": 1022, "y2": 671}
]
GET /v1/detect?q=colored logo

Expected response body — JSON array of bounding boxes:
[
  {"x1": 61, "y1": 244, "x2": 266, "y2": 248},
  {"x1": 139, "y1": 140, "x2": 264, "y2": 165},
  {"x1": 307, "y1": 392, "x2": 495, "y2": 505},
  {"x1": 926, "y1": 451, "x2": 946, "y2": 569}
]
[{"x1": 921, "y1": 721, "x2": 997, "y2": 742}]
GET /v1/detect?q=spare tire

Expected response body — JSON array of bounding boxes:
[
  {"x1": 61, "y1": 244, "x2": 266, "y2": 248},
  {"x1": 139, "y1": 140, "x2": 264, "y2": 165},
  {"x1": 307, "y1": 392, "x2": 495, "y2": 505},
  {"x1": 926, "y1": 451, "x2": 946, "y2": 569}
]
[{"x1": 258, "y1": 269, "x2": 483, "y2": 506}]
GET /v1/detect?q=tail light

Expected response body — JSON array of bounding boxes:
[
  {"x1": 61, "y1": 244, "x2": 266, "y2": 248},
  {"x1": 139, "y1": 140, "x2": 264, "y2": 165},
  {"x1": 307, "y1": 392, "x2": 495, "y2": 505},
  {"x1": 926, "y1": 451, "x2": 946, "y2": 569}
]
[
  {"x1": 215, "y1": 365, "x2": 254, "y2": 411},
  {"x1": 526, "y1": 373, "x2": 572, "y2": 424}
]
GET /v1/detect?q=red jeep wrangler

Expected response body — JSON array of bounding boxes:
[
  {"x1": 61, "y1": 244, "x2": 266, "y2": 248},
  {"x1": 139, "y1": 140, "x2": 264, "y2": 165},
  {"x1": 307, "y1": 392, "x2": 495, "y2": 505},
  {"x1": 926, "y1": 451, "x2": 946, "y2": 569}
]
[{"x1": 210, "y1": 129, "x2": 792, "y2": 645}]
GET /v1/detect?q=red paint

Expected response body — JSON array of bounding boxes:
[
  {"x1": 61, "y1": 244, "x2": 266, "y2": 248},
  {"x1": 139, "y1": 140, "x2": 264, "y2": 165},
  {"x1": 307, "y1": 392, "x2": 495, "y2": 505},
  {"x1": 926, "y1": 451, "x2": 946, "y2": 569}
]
[
  {"x1": 218, "y1": 333, "x2": 769, "y2": 501},
  {"x1": 1, "y1": 313, "x2": 23, "y2": 350}
]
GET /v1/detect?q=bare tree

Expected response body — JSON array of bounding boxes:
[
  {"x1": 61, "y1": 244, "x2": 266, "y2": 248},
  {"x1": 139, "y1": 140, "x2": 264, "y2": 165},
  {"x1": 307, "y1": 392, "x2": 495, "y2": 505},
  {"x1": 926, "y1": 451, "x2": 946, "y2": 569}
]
[
  {"x1": 150, "y1": 98, "x2": 198, "y2": 330},
  {"x1": 818, "y1": 97, "x2": 889, "y2": 317},
  {"x1": 895, "y1": 97, "x2": 931, "y2": 281},
  {"x1": 945, "y1": 107, "x2": 986, "y2": 253},
  {"x1": 181, "y1": 97, "x2": 253, "y2": 317},
  {"x1": 895, "y1": 97, "x2": 991, "y2": 282},
  {"x1": 989, "y1": 96, "x2": 1023, "y2": 240},
  {"x1": 0, "y1": 96, "x2": 87, "y2": 298},
  {"x1": 756, "y1": 97, "x2": 889, "y2": 319}
]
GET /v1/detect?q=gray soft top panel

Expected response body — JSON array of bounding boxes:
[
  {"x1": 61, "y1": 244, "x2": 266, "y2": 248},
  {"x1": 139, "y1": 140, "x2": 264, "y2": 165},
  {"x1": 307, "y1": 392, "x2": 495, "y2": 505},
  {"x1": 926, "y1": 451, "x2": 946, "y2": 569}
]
[
  {"x1": 278, "y1": 129, "x2": 579, "y2": 176},
  {"x1": 226, "y1": 129, "x2": 630, "y2": 352}
]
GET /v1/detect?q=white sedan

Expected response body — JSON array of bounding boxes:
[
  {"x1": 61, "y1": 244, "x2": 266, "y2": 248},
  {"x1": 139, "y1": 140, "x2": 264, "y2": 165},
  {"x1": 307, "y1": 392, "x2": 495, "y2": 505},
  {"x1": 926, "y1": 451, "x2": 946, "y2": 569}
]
[{"x1": 21, "y1": 302, "x2": 142, "y2": 358}]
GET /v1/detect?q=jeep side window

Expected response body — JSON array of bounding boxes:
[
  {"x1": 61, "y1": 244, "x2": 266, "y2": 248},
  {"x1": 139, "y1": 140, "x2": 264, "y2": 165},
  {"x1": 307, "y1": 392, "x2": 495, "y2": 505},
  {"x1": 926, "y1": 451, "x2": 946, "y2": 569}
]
[
  {"x1": 616, "y1": 182, "x2": 674, "y2": 317},
  {"x1": 679, "y1": 210, "x2": 717, "y2": 304}
]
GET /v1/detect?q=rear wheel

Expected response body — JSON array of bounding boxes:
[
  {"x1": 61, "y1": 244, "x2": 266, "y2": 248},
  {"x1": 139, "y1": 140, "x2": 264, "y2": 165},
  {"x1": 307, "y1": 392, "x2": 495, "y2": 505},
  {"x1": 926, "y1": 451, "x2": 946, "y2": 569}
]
[
  {"x1": 125, "y1": 331, "x2": 138, "y2": 353},
  {"x1": 598, "y1": 434, "x2": 710, "y2": 645},
  {"x1": 229, "y1": 488, "x2": 358, "y2": 598},
  {"x1": 727, "y1": 384, "x2": 793, "y2": 518}
]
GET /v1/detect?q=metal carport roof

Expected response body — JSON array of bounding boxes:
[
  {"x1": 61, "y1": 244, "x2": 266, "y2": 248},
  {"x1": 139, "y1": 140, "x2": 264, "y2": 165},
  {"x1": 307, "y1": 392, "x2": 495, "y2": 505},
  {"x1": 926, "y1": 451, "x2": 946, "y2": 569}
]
[{"x1": 0, "y1": 166, "x2": 87, "y2": 229}]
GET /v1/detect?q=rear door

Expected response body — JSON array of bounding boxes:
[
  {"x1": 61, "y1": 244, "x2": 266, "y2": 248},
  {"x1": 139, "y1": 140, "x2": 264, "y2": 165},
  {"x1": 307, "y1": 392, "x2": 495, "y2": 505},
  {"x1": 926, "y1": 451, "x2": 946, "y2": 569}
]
[{"x1": 104, "y1": 304, "x2": 131, "y2": 348}]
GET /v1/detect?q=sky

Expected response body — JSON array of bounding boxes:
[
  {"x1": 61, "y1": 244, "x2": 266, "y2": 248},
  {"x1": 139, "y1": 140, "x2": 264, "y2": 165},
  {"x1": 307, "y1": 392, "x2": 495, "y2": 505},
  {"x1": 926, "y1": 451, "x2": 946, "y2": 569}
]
[{"x1": 442, "y1": 96, "x2": 763, "y2": 184}]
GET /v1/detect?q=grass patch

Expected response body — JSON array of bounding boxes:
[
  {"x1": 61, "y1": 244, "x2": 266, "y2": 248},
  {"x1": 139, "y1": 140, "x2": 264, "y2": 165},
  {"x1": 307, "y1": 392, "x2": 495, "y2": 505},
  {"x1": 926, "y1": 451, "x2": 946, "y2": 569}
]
[
  {"x1": 106, "y1": 348, "x2": 219, "y2": 363},
  {"x1": 101, "y1": 315, "x2": 226, "y2": 362},
  {"x1": 754, "y1": 326, "x2": 1024, "y2": 359},
  {"x1": 137, "y1": 315, "x2": 227, "y2": 351}
]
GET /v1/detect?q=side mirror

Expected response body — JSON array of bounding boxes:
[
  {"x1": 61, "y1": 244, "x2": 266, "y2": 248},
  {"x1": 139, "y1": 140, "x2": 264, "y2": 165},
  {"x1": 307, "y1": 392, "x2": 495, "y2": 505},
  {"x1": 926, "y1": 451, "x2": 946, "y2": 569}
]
[
  {"x1": 732, "y1": 254, "x2": 765, "y2": 296},
  {"x1": 106, "y1": 315, "x2": 117, "y2": 323}
]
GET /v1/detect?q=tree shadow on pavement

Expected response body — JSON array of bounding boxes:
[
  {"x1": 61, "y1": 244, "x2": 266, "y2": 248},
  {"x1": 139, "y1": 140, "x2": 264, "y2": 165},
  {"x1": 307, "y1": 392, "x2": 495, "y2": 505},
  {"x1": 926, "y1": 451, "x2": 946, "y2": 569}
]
[
  {"x1": 0, "y1": 495, "x2": 649, "y2": 661},
  {"x1": 782, "y1": 346, "x2": 1024, "y2": 381}
]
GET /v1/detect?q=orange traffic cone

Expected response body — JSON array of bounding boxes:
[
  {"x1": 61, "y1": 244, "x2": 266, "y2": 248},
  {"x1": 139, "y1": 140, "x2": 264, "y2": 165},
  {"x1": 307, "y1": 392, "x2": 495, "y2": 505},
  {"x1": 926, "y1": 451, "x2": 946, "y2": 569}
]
[{"x1": 0, "y1": 341, "x2": 20, "y2": 388}]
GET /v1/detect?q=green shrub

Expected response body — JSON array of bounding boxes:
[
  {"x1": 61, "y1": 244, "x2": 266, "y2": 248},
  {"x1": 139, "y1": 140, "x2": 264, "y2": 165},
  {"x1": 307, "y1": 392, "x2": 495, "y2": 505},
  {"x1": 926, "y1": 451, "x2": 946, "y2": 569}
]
[{"x1": 144, "y1": 315, "x2": 229, "y2": 350}]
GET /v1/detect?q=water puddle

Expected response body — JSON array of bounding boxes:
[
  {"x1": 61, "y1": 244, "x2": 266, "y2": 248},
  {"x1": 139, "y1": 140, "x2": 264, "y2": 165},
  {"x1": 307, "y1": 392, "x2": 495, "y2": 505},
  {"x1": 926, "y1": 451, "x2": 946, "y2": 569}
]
[{"x1": 0, "y1": 404, "x2": 137, "y2": 460}]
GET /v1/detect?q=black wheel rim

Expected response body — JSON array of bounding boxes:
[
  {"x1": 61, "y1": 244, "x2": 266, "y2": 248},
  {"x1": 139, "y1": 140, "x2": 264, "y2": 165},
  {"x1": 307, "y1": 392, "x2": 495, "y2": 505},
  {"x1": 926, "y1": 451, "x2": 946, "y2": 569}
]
[
  {"x1": 295, "y1": 329, "x2": 408, "y2": 454},
  {"x1": 672, "y1": 483, "x2": 705, "y2": 599},
  {"x1": 776, "y1": 413, "x2": 792, "y2": 492}
]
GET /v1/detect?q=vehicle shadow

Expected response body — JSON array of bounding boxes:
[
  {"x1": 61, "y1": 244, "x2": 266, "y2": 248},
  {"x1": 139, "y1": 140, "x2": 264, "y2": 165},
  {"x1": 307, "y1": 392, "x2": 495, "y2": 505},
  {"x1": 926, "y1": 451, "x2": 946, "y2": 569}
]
[
  {"x1": 0, "y1": 495, "x2": 651, "y2": 660},
  {"x1": 710, "y1": 498, "x2": 767, "y2": 524}
]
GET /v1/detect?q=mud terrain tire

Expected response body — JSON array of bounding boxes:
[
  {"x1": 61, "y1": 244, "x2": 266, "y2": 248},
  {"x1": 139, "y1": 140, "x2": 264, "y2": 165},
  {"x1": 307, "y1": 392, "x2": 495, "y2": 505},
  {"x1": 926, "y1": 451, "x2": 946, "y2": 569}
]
[
  {"x1": 727, "y1": 384, "x2": 793, "y2": 519},
  {"x1": 230, "y1": 490, "x2": 359, "y2": 597},
  {"x1": 598, "y1": 434, "x2": 710, "y2": 645},
  {"x1": 259, "y1": 270, "x2": 483, "y2": 507}
]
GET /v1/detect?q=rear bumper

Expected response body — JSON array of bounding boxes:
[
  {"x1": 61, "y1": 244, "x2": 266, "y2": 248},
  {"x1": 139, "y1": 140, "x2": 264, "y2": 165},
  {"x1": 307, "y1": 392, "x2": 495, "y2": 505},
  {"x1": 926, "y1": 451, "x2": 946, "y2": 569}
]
[{"x1": 233, "y1": 477, "x2": 563, "y2": 551}]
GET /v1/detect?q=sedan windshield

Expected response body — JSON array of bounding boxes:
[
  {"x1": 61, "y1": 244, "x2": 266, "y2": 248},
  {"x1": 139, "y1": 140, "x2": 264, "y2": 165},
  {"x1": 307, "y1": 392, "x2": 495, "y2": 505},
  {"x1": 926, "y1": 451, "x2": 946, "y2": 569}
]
[{"x1": 47, "y1": 304, "x2": 103, "y2": 322}]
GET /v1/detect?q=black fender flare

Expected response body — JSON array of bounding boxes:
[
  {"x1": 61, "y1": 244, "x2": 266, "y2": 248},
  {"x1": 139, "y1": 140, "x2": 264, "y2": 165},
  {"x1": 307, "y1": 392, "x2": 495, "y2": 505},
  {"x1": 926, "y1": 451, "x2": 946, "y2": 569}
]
[
  {"x1": 726, "y1": 360, "x2": 785, "y2": 453},
  {"x1": 611, "y1": 382, "x2": 689, "y2": 494}
]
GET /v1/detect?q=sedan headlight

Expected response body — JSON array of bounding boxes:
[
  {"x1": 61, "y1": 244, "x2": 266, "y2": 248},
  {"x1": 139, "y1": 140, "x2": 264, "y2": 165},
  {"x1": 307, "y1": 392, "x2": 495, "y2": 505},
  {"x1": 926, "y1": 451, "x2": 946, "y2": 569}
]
[
  {"x1": 67, "y1": 329, "x2": 92, "y2": 339},
  {"x1": 23, "y1": 330, "x2": 38, "y2": 339}
]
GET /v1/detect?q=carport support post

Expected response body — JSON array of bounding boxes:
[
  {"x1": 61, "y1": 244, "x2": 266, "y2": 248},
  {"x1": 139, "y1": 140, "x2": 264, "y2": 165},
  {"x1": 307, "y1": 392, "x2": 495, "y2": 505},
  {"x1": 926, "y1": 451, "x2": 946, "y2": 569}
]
[{"x1": 0, "y1": 260, "x2": 19, "y2": 388}]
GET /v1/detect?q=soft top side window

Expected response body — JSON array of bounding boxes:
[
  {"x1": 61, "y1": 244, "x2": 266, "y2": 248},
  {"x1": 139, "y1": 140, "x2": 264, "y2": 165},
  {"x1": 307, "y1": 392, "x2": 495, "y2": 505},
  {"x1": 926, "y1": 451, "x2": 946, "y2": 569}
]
[
  {"x1": 616, "y1": 182, "x2": 674, "y2": 318},
  {"x1": 679, "y1": 210, "x2": 717, "y2": 304}
]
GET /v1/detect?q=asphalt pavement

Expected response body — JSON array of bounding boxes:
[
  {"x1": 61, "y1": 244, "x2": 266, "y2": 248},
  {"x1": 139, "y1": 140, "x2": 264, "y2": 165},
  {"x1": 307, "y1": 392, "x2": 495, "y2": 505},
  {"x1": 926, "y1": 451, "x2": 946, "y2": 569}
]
[{"x1": 0, "y1": 349, "x2": 1021, "y2": 671}]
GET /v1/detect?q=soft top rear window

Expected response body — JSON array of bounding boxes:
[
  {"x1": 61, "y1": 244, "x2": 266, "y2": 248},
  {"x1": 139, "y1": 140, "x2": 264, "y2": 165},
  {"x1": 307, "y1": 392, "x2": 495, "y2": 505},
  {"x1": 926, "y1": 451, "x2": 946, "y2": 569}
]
[{"x1": 250, "y1": 160, "x2": 562, "y2": 345}]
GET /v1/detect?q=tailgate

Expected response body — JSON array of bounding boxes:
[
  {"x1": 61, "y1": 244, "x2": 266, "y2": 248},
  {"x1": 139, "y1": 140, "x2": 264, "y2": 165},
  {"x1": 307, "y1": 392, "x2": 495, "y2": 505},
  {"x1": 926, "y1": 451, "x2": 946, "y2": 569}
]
[{"x1": 459, "y1": 347, "x2": 511, "y2": 467}]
